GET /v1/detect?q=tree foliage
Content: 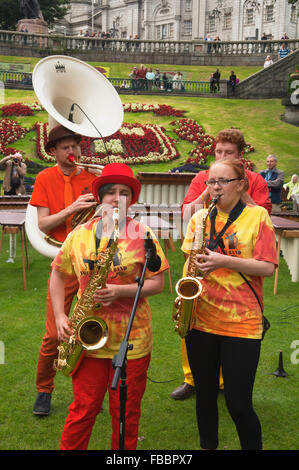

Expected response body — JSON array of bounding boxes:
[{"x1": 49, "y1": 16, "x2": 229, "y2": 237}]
[{"x1": 0, "y1": 0, "x2": 70, "y2": 30}]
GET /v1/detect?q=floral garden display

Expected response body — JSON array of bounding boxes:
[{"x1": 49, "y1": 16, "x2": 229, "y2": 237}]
[
  {"x1": 0, "y1": 102, "x2": 254, "y2": 169},
  {"x1": 0, "y1": 118, "x2": 29, "y2": 156}
]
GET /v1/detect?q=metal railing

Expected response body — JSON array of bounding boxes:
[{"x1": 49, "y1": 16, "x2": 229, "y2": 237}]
[{"x1": 0, "y1": 71, "x2": 215, "y2": 95}]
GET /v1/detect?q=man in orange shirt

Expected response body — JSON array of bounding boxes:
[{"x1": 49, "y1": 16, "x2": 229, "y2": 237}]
[{"x1": 30, "y1": 125, "x2": 97, "y2": 416}]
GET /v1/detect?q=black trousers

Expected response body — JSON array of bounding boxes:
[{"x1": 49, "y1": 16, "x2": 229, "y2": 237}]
[{"x1": 185, "y1": 329, "x2": 262, "y2": 450}]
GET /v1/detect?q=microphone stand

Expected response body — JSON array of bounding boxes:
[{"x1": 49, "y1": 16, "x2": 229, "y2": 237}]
[{"x1": 111, "y1": 251, "x2": 151, "y2": 450}]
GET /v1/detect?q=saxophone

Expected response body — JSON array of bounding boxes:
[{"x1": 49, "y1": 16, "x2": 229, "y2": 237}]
[
  {"x1": 173, "y1": 196, "x2": 220, "y2": 338},
  {"x1": 54, "y1": 207, "x2": 120, "y2": 376}
]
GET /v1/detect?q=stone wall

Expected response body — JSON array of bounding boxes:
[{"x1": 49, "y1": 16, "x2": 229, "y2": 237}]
[
  {"x1": 234, "y1": 49, "x2": 299, "y2": 99},
  {"x1": 1, "y1": 30, "x2": 298, "y2": 67}
]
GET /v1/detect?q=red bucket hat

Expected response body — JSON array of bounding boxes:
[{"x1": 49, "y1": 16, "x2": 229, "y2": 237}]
[{"x1": 92, "y1": 163, "x2": 141, "y2": 205}]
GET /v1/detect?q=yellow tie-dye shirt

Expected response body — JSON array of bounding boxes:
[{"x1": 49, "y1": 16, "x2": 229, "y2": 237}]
[
  {"x1": 51, "y1": 216, "x2": 169, "y2": 359},
  {"x1": 182, "y1": 205, "x2": 277, "y2": 339}
]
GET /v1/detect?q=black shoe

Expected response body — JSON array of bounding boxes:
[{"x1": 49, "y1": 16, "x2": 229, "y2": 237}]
[
  {"x1": 170, "y1": 382, "x2": 195, "y2": 400},
  {"x1": 33, "y1": 392, "x2": 51, "y2": 416}
]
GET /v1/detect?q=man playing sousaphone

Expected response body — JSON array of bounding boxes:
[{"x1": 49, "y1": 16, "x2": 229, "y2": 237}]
[
  {"x1": 31, "y1": 124, "x2": 97, "y2": 416},
  {"x1": 49, "y1": 163, "x2": 169, "y2": 450}
]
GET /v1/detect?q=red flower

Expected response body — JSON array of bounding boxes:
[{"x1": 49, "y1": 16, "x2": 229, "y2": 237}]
[{"x1": 1, "y1": 103, "x2": 33, "y2": 117}]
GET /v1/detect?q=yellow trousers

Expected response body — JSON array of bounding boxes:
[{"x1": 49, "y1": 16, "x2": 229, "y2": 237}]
[{"x1": 182, "y1": 337, "x2": 224, "y2": 389}]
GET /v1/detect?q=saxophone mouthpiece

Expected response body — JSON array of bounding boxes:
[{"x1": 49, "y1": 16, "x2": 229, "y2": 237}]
[{"x1": 212, "y1": 195, "x2": 221, "y2": 204}]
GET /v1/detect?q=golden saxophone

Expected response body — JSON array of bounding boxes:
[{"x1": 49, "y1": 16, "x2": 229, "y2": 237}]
[
  {"x1": 173, "y1": 195, "x2": 220, "y2": 338},
  {"x1": 54, "y1": 207, "x2": 119, "y2": 376}
]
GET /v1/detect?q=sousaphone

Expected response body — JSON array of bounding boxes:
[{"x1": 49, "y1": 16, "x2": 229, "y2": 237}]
[{"x1": 25, "y1": 55, "x2": 124, "y2": 258}]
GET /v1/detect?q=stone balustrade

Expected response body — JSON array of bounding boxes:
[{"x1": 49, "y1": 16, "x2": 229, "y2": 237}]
[{"x1": 1, "y1": 30, "x2": 298, "y2": 66}]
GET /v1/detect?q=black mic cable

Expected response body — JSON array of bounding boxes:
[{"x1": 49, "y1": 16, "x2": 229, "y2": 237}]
[{"x1": 67, "y1": 102, "x2": 110, "y2": 163}]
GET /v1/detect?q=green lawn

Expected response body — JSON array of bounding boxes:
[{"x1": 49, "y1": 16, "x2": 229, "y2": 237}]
[
  {"x1": 0, "y1": 233, "x2": 298, "y2": 450},
  {"x1": 0, "y1": 54, "x2": 261, "y2": 81}
]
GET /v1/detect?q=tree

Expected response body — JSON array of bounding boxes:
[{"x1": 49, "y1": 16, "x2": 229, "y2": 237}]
[
  {"x1": 38, "y1": 0, "x2": 71, "y2": 27},
  {"x1": 0, "y1": 0, "x2": 70, "y2": 30}
]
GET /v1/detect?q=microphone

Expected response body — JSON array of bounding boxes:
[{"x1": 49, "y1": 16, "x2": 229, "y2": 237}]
[
  {"x1": 145, "y1": 232, "x2": 162, "y2": 273},
  {"x1": 68, "y1": 103, "x2": 75, "y2": 122}
]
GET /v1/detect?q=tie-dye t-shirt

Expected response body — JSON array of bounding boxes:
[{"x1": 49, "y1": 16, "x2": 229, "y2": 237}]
[
  {"x1": 51, "y1": 216, "x2": 169, "y2": 359},
  {"x1": 181, "y1": 204, "x2": 277, "y2": 339}
]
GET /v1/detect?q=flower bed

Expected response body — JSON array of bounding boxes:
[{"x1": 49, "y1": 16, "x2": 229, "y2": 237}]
[
  {"x1": 35, "y1": 122, "x2": 179, "y2": 165},
  {"x1": 1, "y1": 102, "x2": 44, "y2": 117},
  {"x1": 1, "y1": 103, "x2": 255, "y2": 169},
  {"x1": 170, "y1": 118, "x2": 254, "y2": 169},
  {"x1": 0, "y1": 119, "x2": 29, "y2": 156},
  {"x1": 123, "y1": 103, "x2": 185, "y2": 116},
  {"x1": 170, "y1": 119, "x2": 215, "y2": 165}
]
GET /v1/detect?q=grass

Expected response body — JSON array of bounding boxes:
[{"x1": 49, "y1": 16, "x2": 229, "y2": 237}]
[
  {"x1": 0, "y1": 54, "x2": 261, "y2": 81},
  {"x1": 0, "y1": 233, "x2": 299, "y2": 450},
  {"x1": 0, "y1": 59, "x2": 299, "y2": 450}
]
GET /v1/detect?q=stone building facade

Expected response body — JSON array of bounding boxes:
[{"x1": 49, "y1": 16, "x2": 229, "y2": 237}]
[{"x1": 54, "y1": 0, "x2": 299, "y2": 41}]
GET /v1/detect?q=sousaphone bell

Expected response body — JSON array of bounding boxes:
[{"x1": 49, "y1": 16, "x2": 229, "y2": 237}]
[{"x1": 25, "y1": 55, "x2": 124, "y2": 259}]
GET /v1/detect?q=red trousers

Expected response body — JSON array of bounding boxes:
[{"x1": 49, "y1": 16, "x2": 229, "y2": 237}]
[
  {"x1": 61, "y1": 355, "x2": 150, "y2": 450},
  {"x1": 36, "y1": 272, "x2": 79, "y2": 393}
]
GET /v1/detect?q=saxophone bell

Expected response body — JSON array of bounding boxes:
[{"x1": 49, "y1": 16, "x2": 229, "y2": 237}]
[
  {"x1": 77, "y1": 316, "x2": 108, "y2": 351},
  {"x1": 173, "y1": 277, "x2": 203, "y2": 338}
]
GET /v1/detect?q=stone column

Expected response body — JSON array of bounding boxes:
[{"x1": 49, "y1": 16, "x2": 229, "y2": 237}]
[
  {"x1": 231, "y1": 0, "x2": 242, "y2": 41},
  {"x1": 197, "y1": 0, "x2": 206, "y2": 39},
  {"x1": 192, "y1": 0, "x2": 201, "y2": 38}
]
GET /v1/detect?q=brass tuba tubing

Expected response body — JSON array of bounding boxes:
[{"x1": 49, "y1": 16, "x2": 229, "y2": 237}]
[
  {"x1": 73, "y1": 161, "x2": 104, "y2": 171},
  {"x1": 68, "y1": 154, "x2": 104, "y2": 171}
]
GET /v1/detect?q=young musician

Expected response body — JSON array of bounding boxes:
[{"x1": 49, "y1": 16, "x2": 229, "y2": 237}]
[
  {"x1": 30, "y1": 124, "x2": 97, "y2": 416},
  {"x1": 182, "y1": 159, "x2": 277, "y2": 449},
  {"x1": 172, "y1": 128, "x2": 272, "y2": 401},
  {"x1": 50, "y1": 163, "x2": 169, "y2": 450}
]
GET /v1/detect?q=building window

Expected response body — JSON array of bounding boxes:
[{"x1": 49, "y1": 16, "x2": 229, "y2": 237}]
[
  {"x1": 208, "y1": 16, "x2": 216, "y2": 32},
  {"x1": 264, "y1": 5, "x2": 274, "y2": 22},
  {"x1": 290, "y1": 5, "x2": 297, "y2": 23},
  {"x1": 185, "y1": 0, "x2": 192, "y2": 12},
  {"x1": 156, "y1": 23, "x2": 174, "y2": 40},
  {"x1": 184, "y1": 20, "x2": 192, "y2": 35},
  {"x1": 223, "y1": 12, "x2": 232, "y2": 30},
  {"x1": 245, "y1": 8, "x2": 254, "y2": 25}
]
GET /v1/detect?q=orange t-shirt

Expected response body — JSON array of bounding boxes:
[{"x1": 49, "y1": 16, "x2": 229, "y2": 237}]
[
  {"x1": 182, "y1": 205, "x2": 277, "y2": 339},
  {"x1": 30, "y1": 165, "x2": 96, "y2": 243},
  {"x1": 51, "y1": 217, "x2": 169, "y2": 359}
]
